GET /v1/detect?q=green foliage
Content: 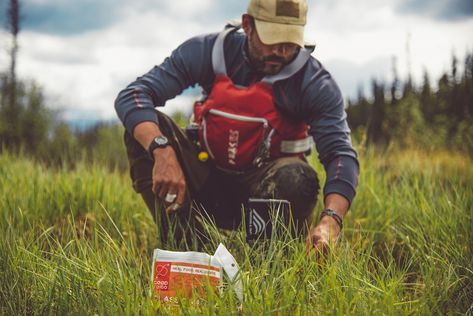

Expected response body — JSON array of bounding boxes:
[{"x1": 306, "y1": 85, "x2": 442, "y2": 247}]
[
  {"x1": 0, "y1": 150, "x2": 472, "y2": 314},
  {"x1": 19, "y1": 83, "x2": 50, "y2": 154},
  {"x1": 43, "y1": 122, "x2": 79, "y2": 166},
  {"x1": 75, "y1": 123, "x2": 129, "y2": 171},
  {"x1": 384, "y1": 92, "x2": 426, "y2": 148},
  {"x1": 171, "y1": 110, "x2": 190, "y2": 128},
  {"x1": 0, "y1": 76, "x2": 49, "y2": 152},
  {"x1": 347, "y1": 51, "x2": 473, "y2": 155},
  {"x1": 0, "y1": 73, "x2": 130, "y2": 170},
  {"x1": 366, "y1": 80, "x2": 387, "y2": 146}
]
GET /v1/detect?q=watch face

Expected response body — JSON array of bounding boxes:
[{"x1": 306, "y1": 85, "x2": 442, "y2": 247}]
[{"x1": 154, "y1": 136, "x2": 168, "y2": 146}]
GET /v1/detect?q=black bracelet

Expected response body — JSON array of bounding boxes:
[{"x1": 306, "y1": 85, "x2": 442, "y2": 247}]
[{"x1": 320, "y1": 208, "x2": 343, "y2": 230}]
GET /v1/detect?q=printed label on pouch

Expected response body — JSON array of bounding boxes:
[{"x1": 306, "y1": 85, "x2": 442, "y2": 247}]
[
  {"x1": 154, "y1": 262, "x2": 171, "y2": 291},
  {"x1": 151, "y1": 244, "x2": 242, "y2": 304},
  {"x1": 152, "y1": 259, "x2": 221, "y2": 303},
  {"x1": 170, "y1": 264, "x2": 221, "y2": 278}
]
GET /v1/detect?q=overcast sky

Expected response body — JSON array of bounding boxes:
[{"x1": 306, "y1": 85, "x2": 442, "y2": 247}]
[{"x1": 0, "y1": 0, "x2": 472, "y2": 122}]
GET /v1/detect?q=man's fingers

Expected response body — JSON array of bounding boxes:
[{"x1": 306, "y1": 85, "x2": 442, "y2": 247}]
[
  {"x1": 305, "y1": 235, "x2": 322, "y2": 254},
  {"x1": 305, "y1": 235, "x2": 315, "y2": 254},
  {"x1": 151, "y1": 177, "x2": 161, "y2": 195},
  {"x1": 165, "y1": 182, "x2": 186, "y2": 214},
  {"x1": 153, "y1": 176, "x2": 176, "y2": 199},
  {"x1": 165, "y1": 202, "x2": 180, "y2": 213},
  {"x1": 175, "y1": 181, "x2": 186, "y2": 205},
  {"x1": 305, "y1": 229, "x2": 332, "y2": 259},
  {"x1": 315, "y1": 241, "x2": 330, "y2": 257},
  {"x1": 154, "y1": 179, "x2": 169, "y2": 199},
  {"x1": 306, "y1": 239, "x2": 330, "y2": 262},
  {"x1": 163, "y1": 178, "x2": 186, "y2": 202},
  {"x1": 164, "y1": 183, "x2": 186, "y2": 213},
  {"x1": 155, "y1": 179, "x2": 186, "y2": 214}
]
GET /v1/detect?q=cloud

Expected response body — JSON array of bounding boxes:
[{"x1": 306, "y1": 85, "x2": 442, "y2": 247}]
[
  {"x1": 19, "y1": 0, "x2": 124, "y2": 35},
  {"x1": 0, "y1": 0, "x2": 152, "y2": 36},
  {"x1": 0, "y1": 0, "x2": 245, "y2": 36},
  {"x1": 323, "y1": 56, "x2": 393, "y2": 100},
  {"x1": 397, "y1": 0, "x2": 473, "y2": 21},
  {"x1": 203, "y1": 2, "x2": 247, "y2": 24}
]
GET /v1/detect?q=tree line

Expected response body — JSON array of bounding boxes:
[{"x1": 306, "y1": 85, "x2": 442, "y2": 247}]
[
  {"x1": 346, "y1": 53, "x2": 473, "y2": 154},
  {"x1": 0, "y1": 73, "x2": 128, "y2": 170}
]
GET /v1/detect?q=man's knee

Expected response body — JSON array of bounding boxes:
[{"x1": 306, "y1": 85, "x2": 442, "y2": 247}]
[{"x1": 255, "y1": 158, "x2": 320, "y2": 220}]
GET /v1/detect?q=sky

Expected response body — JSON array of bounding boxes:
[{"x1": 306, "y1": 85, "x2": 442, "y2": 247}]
[{"x1": 0, "y1": 0, "x2": 472, "y2": 123}]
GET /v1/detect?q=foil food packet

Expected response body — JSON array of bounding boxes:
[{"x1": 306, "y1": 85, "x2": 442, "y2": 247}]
[{"x1": 151, "y1": 244, "x2": 242, "y2": 304}]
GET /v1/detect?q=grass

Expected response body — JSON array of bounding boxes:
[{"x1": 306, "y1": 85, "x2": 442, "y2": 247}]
[{"x1": 0, "y1": 148, "x2": 472, "y2": 315}]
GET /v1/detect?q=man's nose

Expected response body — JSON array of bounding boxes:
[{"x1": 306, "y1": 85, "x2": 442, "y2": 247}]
[{"x1": 272, "y1": 44, "x2": 287, "y2": 56}]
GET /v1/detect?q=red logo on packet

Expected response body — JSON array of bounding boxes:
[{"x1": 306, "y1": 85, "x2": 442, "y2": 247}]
[{"x1": 154, "y1": 262, "x2": 171, "y2": 291}]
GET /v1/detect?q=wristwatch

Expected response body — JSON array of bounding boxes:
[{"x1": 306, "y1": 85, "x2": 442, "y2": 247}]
[{"x1": 148, "y1": 135, "x2": 170, "y2": 159}]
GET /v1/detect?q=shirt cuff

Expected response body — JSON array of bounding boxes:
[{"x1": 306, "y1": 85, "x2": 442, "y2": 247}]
[
  {"x1": 125, "y1": 108, "x2": 159, "y2": 135},
  {"x1": 323, "y1": 178, "x2": 357, "y2": 205}
]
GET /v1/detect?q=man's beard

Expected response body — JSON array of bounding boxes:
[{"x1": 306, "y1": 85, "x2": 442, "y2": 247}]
[
  {"x1": 252, "y1": 54, "x2": 288, "y2": 75},
  {"x1": 246, "y1": 38, "x2": 298, "y2": 75}
]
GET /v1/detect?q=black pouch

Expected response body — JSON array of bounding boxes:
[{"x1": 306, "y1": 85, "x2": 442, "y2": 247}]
[
  {"x1": 185, "y1": 122, "x2": 200, "y2": 146},
  {"x1": 244, "y1": 198, "x2": 291, "y2": 243}
]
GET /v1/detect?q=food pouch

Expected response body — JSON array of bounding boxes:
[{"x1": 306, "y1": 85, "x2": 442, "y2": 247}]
[{"x1": 152, "y1": 244, "x2": 242, "y2": 304}]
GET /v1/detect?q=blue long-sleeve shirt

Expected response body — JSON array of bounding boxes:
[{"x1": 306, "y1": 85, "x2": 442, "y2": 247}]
[{"x1": 115, "y1": 29, "x2": 359, "y2": 203}]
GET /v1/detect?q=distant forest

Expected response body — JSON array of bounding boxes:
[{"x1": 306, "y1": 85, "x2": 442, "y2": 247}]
[
  {"x1": 1, "y1": 0, "x2": 472, "y2": 169},
  {"x1": 346, "y1": 53, "x2": 473, "y2": 154}
]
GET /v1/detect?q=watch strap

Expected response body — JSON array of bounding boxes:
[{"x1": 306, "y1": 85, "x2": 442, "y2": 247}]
[{"x1": 320, "y1": 208, "x2": 343, "y2": 230}]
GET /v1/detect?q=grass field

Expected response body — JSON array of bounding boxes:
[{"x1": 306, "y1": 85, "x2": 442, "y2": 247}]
[{"x1": 0, "y1": 149, "x2": 472, "y2": 315}]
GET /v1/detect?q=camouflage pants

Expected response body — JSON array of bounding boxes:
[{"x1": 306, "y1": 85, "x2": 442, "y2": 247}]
[{"x1": 124, "y1": 111, "x2": 320, "y2": 243}]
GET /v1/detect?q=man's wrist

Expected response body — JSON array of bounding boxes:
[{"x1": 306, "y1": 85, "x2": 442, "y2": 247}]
[
  {"x1": 148, "y1": 135, "x2": 171, "y2": 160},
  {"x1": 321, "y1": 193, "x2": 349, "y2": 234},
  {"x1": 320, "y1": 208, "x2": 343, "y2": 230},
  {"x1": 152, "y1": 145, "x2": 172, "y2": 158}
]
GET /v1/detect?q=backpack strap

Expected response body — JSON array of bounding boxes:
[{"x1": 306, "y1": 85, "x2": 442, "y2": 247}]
[
  {"x1": 212, "y1": 26, "x2": 239, "y2": 76},
  {"x1": 212, "y1": 25, "x2": 312, "y2": 82},
  {"x1": 262, "y1": 48, "x2": 311, "y2": 84},
  {"x1": 225, "y1": 19, "x2": 242, "y2": 29}
]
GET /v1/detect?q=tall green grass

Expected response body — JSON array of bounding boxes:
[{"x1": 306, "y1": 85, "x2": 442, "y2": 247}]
[{"x1": 0, "y1": 149, "x2": 472, "y2": 315}]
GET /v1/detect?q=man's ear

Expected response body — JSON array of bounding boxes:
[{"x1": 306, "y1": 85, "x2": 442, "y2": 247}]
[{"x1": 241, "y1": 14, "x2": 252, "y2": 35}]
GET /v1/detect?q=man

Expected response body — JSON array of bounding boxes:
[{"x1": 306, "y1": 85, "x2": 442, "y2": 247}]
[{"x1": 115, "y1": 0, "x2": 359, "y2": 254}]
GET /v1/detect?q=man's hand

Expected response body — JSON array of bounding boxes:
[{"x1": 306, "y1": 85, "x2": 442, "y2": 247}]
[
  {"x1": 152, "y1": 146, "x2": 186, "y2": 213},
  {"x1": 305, "y1": 193, "x2": 349, "y2": 258},
  {"x1": 305, "y1": 216, "x2": 341, "y2": 257},
  {"x1": 132, "y1": 121, "x2": 187, "y2": 213}
]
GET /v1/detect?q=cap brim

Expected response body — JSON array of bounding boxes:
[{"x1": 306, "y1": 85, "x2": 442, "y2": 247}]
[{"x1": 254, "y1": 19, "x2": 305, "y2": 47}]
